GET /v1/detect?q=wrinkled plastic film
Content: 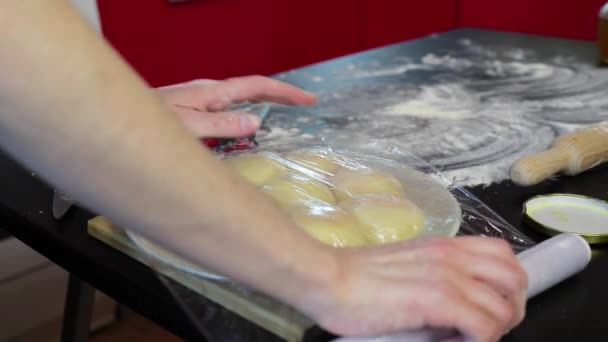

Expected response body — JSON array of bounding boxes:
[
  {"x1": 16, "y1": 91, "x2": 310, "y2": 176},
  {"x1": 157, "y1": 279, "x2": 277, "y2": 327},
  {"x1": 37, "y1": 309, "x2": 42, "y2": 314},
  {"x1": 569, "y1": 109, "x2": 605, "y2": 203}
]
[
  {"x1": 129, "y1": 135, "x2": 535, "y2": 281},
  {"x1": 366, "y1": 139, "x2": 536, "y2": 251},
  {"x1": 362, "y1": 138, "x2": 536, "y2": 250},
  {"x1": 128, "y1": 128, "x2": 539, "y2": 341},
  {"x1": 220, "y1": 144, "x2": 461, "y2": 249},
  {"x1": 243, "y1": 137, "x2": 535, "y2": 252}
]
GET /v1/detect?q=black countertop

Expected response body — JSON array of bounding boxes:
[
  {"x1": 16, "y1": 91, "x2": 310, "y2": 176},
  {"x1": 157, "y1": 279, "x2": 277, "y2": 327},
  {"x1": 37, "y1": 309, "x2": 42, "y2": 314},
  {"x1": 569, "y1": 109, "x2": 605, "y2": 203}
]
[
  {"x1": 469, "y1": 165, "x2": 608, "y2": 342},
  {"x1": 2, "y1": 28, "x2": 608, "y2": 341}
]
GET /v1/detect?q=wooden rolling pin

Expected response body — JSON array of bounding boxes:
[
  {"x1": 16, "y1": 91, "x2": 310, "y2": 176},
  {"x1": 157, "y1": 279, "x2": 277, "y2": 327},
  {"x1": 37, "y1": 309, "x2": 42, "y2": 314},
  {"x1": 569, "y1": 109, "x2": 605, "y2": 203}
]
[
  {"x1": 511, "y1": 122, "x2": 608, "y2": 186},
  {"x1": 599, "y1": 2, "x2": 608, "y2": 65}
]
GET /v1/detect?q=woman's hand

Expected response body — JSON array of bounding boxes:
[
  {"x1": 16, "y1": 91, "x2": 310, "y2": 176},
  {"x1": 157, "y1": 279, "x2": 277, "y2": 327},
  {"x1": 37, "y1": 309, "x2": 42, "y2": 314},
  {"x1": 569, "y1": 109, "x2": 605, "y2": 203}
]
[
  {"x1": 0, "y1": 3, "x2": 523, "y2": 342},
  {"x1": 157, "y1": 76, "x2": 316, "y2": 138},
  {"x1": 156, "y1": 78, "x2": 526, "y2": 342},
  {"x1": 301, "y1": 236, "x2": 527, "y2": 342}
]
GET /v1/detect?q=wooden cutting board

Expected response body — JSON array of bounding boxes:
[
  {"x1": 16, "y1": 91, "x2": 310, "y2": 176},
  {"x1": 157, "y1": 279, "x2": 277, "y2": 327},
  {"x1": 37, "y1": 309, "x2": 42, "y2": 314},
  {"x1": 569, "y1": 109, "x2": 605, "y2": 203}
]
[{"x1": 87, "y1": 216, "x2": 314, "y2": 341}]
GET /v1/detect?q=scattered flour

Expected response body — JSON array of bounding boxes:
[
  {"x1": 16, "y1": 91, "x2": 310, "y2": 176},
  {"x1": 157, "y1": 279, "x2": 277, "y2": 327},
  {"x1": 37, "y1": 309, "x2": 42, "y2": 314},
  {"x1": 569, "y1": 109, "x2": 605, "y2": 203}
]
[
  {"x1": 459, "y1": 38, "x2": 473, "y2": 46},
  {"x1": 296, "y1": 116, "x2": 311, "y2": 123},
  {"x1": 422, "y1": 53, "x2": 474, "y2": 71},
  {"x1": 257, "y1": 126, "x2": 298, "y2": 142},
  {"x1": 505, "y1": 48, "x2": 527, "y2": 60},
  {"x1": 380, "y1": 83, "x2": 479, "y2": 120},
  {"x1": 267, "y1": 38, "x2": 608, "y2": 188},
  {"x1": 484, "y1": 61, "x2": 555, "y2": 79},
  {"x1": 347, "y1": 64, "x2": 430, "y2": 78}
]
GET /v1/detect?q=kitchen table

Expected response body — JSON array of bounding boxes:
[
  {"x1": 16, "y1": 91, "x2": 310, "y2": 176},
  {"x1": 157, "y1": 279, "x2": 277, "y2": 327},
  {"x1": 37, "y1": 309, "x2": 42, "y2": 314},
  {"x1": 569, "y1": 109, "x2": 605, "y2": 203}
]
[{"x1": 1, "y1": 28, "x2": 608, "y2": 341}]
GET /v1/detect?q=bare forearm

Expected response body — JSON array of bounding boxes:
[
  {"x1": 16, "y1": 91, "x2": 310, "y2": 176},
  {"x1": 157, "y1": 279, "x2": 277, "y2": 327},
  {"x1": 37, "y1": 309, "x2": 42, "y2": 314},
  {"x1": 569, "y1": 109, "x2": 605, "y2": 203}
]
[{"x1": 0, "y1": 1, "x2": 334, "y2": 308}]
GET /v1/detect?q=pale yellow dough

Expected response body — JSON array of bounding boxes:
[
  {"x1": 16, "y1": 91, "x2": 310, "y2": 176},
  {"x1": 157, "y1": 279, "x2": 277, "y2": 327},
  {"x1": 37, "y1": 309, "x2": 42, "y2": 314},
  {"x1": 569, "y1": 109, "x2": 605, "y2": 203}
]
[
  {"x1": 285, "y1": 150, "x2": 342, "y2": 174},
  {"x1": 332, "y1": 169, "x2": 404, "y2": 201},
  {"x1": 223, "y1": 153, "x2": 285, "y2": 186},
  {"x1": 262, "y1": 175, "x2": 336, "y2": 207},
  {"x1": 340, "y1": 196, "x2": 424, "y2": 244},
  {"x1": 288, "y1": 206, "x2": 368, "y2": 247}
]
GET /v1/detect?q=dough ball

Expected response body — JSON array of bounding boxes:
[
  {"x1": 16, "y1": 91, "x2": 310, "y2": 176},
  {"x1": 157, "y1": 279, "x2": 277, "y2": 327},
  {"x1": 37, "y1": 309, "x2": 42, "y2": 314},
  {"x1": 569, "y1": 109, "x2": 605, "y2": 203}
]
[
  {"x1": 332, "y1": 169, "x2": 404, "y2": 201},
  {"x1": 223, "y1": 153, "x2": 285, "y2": 186},
  {"x1": 285, "y1": 150, "x2": 342, "y2": 174},
  {"x1": 262, "y1": 175, "x2": 336, "y2": 207},
  {"x1": 288, "y1": 206, "x2": 369, "y2": 247},
  {"x1": 340, "y1": 196, "x2": 424, "y2": 244}
]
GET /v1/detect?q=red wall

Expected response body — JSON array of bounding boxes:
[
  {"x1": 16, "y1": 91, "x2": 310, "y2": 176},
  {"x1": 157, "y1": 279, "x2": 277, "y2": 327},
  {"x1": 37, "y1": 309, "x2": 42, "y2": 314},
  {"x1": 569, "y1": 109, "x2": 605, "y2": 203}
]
[
  {"x1": 267, "y1": 0, "x2": 368, "y2": 74},
  {"x1": 97, "y1": 0, "x2": 605, "y2": 87},
  {"x1": 97, "y1": 0, "x2": 457, "y2": 86},
  {"x1": 364, "y1": 0, "x2": 459, "y2": 48},
  {"x1": 98, "y1": 0, "x2": 275, "y2": 86},
  {"x1": 459, "y1": 0, "x2": 606, "y2": 41}
]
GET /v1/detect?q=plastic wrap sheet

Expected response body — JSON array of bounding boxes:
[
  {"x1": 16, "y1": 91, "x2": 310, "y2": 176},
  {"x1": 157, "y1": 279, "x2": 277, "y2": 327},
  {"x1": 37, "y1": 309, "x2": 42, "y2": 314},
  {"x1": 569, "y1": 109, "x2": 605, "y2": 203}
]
[
  {"x1": 221, "y1": 143, "x2": 460, "y2": 248},
  {"x1": 127, "y1": 117, "x2": 537, "y2": 341},
  {"x1": 234, "y1": 136, "x2": 536, "y2": 252},
  {"x1": 346, "y1": 137, "x2": 536, "y2": 251},
  {"x1": 128, "y1": 136, "x2": 534, "y2": 285}
]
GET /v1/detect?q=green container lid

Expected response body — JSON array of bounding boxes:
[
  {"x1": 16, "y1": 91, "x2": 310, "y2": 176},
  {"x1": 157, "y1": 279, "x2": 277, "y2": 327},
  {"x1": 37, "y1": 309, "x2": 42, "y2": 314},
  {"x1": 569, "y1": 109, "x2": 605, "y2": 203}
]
[{"x1": 523, "y1": 194, "x2": 608, "y2": 244}]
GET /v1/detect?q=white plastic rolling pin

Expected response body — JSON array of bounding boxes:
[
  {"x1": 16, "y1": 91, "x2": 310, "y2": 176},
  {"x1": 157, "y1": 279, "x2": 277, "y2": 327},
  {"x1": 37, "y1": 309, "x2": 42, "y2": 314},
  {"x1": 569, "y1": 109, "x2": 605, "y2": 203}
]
[{"x1": 333, "y1": 233, "x2": 591, "y2": 342}]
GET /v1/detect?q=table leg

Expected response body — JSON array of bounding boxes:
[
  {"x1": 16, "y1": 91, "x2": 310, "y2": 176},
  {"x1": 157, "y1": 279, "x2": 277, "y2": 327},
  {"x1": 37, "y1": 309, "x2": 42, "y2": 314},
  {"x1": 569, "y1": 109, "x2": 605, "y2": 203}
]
[{"x1": 61, "y1": 273, "x2": 95, "y2": 342}]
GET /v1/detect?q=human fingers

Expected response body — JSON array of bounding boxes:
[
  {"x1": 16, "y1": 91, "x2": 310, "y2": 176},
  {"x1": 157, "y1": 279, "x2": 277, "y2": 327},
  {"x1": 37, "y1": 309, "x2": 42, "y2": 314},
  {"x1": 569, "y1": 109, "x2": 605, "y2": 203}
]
[
  {"x1": 428, "y1": 237, "x2": 528, "y2": 330},
  {"x1": 404, "y1": 237, "x2": 527, "y2": 299},
  {"x1": 414, "y1": 260, "x2": 517, "y2": 333},
  {"x1": 384, "y1": 238, "x2": 527, "y2": 330},
  {"x1": 176, "y1": 108, "x2": 260, "y2": 138},
  {"x1": 452, "y1": 236, "x2": 521, "y2": 267},
  {"x1": 417, "y1": 282, "x2": 505, "y2": 342},
  {"x1": 172, "y1": 75, "x2": 317, "y2": 111},
  {"x1": 157, "y1": 79, "x2": 219, "y2": 91}
]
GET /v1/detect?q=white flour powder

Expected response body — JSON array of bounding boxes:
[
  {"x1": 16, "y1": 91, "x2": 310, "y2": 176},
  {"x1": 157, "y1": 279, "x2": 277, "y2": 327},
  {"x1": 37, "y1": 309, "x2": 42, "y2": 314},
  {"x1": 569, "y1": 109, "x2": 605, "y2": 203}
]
[{"x1": 269, "y1": 39, "x2": 608, "y2": 187}]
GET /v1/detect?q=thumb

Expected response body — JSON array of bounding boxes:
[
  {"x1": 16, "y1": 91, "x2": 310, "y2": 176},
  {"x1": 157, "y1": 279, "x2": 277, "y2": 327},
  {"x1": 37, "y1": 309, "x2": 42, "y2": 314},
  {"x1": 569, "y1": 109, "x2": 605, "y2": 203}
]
[{"x1": 177, "y1": 109, "x2": 260, "y2": 138}]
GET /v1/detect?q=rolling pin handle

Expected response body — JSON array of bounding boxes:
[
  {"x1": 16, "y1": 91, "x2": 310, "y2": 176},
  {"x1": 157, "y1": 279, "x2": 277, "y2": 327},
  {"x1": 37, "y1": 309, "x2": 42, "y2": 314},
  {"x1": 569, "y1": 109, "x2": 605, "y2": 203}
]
[{"x1": 511, "y1": 147, "x2": 570, "y2": 186}]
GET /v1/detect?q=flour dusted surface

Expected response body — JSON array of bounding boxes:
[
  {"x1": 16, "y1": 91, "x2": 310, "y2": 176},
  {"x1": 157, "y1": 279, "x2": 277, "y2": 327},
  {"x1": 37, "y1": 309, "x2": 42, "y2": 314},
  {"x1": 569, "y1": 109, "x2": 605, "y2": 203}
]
[{"x1": 269, "y1": 34, "x2": 608, "y2": 187}]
